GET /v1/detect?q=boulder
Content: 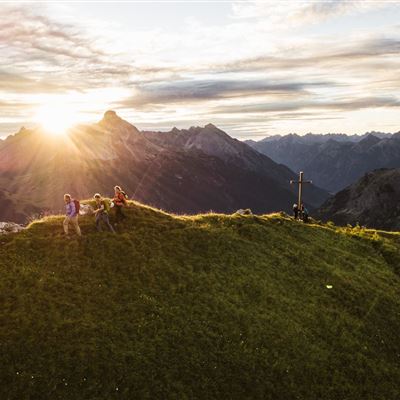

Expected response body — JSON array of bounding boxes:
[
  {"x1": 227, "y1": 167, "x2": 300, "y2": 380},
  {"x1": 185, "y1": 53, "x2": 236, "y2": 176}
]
[
  {"x1": 235, "y1": 208, "x2": 253, "y2": 216},
  {"x1": 0, "y1": 222, "x2": 25, "y2": 234}
]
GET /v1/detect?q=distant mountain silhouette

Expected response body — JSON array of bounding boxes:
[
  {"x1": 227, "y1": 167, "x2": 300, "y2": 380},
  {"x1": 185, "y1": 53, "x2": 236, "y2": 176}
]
[
  {"x1": 0, "y1": 111, "x2": 328, "y2": 223},
  {"x1": 246, "y1": 131, "x2": 400, "y2": 192},
  {"x1": 316, "y1": 168, "x2": 400, "y2": 230}
]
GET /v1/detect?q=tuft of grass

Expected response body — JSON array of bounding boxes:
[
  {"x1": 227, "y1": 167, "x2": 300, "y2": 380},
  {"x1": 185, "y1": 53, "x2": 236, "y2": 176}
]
[{"x1": 1, "y1": 201, "x2": 400, "y2": 399}]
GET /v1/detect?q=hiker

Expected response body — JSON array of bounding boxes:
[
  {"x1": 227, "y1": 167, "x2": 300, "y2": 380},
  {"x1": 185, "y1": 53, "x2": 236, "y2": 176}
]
[
  {"x1": 113, "y1": 185, "x2": 128, "y2": 224},
  {"x1": 293, "y1": 203, "x2": 299, "y2": 220},
  {"x1": 63, "y1": 194, "x2": 81, "y2": 237},
  {"x1": 301, "y1": 205, "x2": 309, "y2": 223},
  {"x1": 93, "y1": 193, "x2": 115, "y2": 233}
]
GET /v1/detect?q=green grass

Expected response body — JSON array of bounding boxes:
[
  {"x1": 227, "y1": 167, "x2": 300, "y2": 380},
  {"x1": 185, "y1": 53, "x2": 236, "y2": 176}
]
[{"x1": 0, "y1": 201, "x2": 400, "y2": 399}]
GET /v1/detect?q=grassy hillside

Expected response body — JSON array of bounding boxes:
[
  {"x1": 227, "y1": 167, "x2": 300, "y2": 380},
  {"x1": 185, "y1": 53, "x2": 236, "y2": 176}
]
[{"x1": 1, "y1": 201, "x2": 400, "y2": 400}]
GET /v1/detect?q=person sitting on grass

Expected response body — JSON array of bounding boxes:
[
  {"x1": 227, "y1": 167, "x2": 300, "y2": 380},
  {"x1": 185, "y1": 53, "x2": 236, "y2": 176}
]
[
  {"x1": 63, "y1": 194, "x2": 82, "y2": 238},
  {"x1": 301, "y1": 204, "x2": 309, "y2": 223},
  {"x1": 113, "y1": 185, "x2": 128, "y2": 225},
  {"x1": 93, "y1": 193, "x2": 115, "y2": 233}
]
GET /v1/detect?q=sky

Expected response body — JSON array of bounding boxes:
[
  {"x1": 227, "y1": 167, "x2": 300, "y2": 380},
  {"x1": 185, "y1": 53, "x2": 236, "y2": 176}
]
[{"x1": 1, "y1": 0, "x2": 400, "y2": 139}]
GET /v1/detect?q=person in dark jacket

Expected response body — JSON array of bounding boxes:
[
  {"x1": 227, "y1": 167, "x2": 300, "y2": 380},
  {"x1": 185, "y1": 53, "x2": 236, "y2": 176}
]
[{"x1": 293, "y1": 203, "x2": 299, "y2": 220}]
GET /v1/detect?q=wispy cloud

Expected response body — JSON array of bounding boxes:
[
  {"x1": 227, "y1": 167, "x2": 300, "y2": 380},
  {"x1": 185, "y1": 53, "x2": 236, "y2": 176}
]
[
  {"x1": 0, "y1": 5, "x2": 139, "y2": 92},
  {"x1": 231, "y1": 0, "x2": 387, "y2": 25},
  {"x1": 118, "y1": 78, "x2": 337, "y2": 108},
  {"x1": 210, "y1": 95, "x2": 400, "y2": 114}
]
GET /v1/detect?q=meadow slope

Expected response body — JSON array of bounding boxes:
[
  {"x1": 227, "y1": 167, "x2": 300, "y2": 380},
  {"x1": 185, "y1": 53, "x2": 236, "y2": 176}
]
[{"x1": 0, "y1": 202, "x2": 400, "y2": 400}]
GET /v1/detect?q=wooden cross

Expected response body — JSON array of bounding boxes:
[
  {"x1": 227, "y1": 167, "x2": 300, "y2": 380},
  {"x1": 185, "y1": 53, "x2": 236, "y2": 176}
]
[{"x1": 290, "y1": 171, "x2": 312, "y2": 210}]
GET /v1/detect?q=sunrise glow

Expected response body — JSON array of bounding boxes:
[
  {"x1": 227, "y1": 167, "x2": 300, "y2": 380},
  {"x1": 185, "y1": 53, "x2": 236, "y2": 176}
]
[{"x1": 34, "y1": 103, "x2": 78, "y2": 136}]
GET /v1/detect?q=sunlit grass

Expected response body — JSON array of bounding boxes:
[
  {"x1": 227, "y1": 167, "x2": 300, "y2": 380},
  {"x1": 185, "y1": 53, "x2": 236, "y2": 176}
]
[{"x1": 1, "y1": 202, "x2": 399, "y2": 399}]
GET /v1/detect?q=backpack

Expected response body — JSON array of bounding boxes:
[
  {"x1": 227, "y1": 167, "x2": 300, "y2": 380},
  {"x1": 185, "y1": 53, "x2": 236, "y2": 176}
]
[
  {"x1": 119, "y1": 191, "x2": 128, "y2": 204},
  {"x1": 73, "y1": 199, "x2": 80, "y2": 215}
]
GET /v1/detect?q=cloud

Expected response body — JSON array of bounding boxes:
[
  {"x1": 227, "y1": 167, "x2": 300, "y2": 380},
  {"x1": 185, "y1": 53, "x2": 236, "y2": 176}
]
[
  {"x1": 0, "y1": 2, "x2": 399, "y2": 138},
  {"x1": 231, "y1": 0, "x2": 388, "y2": 26},
  {"x1": 114, "y1": 31, "x2": 400, "y2": 123},
  {"x1": 0, "y1": 4, "x2": 184, "y2": 95},
  {"x1": 210, "y1": 37, "x2": 400, "y2": 75},
  {"x1": 118, "y1": 78, "x2": 338, "y2": 108},
  {"x1": 209, "y1": 96, "x2": 400, "y2": 115},
  {"x1": 0, "y1": 4, "x2": 139, "y2": 95},
  {"x1": 0, "y1": 71, "x2": 72, "y2": 93},
  {"x1": 0, "y1": 6, "x2": 105, "y2": 60}
]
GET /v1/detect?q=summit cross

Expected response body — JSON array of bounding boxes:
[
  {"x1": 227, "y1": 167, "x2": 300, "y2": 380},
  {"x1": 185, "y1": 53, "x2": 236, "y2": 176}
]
[{"x1": 290, "y1": 171, "x2": 312, "y2": 209}]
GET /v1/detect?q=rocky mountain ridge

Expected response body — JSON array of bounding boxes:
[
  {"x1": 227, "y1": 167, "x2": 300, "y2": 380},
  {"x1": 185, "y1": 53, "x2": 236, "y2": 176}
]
[
  {"x1": 0, "y1": 111, "x2": 328, "y2": 223},
  {"x1": 316, "y1": 168, "x2": 400, "y2": 230},
  {"x1": 247, "y1": 131, "x2": 400, "y2": 192}
]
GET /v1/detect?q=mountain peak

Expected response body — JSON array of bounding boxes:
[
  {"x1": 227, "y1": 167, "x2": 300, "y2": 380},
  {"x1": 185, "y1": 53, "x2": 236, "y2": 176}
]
[
  {"x1": 392, "y1": 131, "x2": 400, "y2": 139},
  {"x1": 187, "y1": 123, "x2": 222, "y2": 135},
  {"x1": 103, "y1": 110, "x2": 121, "y2": 121},
  {"x1": 362, "y1": 133, "x2": 381, "y2": 141},
  {"x1": 98, "y1": 110, "x2": 140, "y2": 135},
  {"x1": 355, "y1": 133, "x2": 381, "y2": 149}
]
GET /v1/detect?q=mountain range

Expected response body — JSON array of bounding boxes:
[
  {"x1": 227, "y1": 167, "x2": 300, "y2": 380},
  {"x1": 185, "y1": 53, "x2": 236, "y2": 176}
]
[
  {"x1": 246, "y1": 131, "x2": 400, "y2": 193},
  {"x1": 0, "y1": 111, "x2": 328, "y2": 223}
]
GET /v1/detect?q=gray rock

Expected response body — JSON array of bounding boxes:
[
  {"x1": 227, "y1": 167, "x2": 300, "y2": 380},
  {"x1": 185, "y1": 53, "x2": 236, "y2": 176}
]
[
  {"x1": 0, "y1": 222, "x2": 25, "y2": 234},
  {"x1": 236, "y1": 208, "x2": 253, "y2": 216}
]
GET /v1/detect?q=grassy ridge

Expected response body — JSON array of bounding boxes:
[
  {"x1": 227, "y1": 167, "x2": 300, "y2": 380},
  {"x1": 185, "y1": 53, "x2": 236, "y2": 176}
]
[{"x1": 0, "y1": 201, "x2": 400, "y2": 399}]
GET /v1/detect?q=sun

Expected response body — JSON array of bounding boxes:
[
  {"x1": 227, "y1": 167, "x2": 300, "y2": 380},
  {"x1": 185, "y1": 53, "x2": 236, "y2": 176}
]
[{"x1": 35, "y1": 103, "x2": 77, "y2": 136}]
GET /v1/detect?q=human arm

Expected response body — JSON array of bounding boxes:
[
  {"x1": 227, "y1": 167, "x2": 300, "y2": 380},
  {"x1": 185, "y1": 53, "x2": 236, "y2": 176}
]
[{"x1": 93, "y1": 203, "x2": 105, "y2": 214}]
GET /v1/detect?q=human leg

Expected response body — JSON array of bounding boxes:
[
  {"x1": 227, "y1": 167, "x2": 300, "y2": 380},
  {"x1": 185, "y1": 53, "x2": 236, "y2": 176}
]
[
  {"x1": 96, "y1": 214, "x2": 102, "y2": 231},
  {"x1": 71, "y1": 216, "x2": 82, "y2": 236},
  {"x1": 103, "y1": 213, "x2": 115, "y2": 233},
  {"x1": 63, "y1": 217, "x2": 70, "y2": 235}
]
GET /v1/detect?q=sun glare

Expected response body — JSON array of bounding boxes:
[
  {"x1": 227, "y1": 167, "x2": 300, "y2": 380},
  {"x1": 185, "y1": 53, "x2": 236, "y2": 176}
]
[{"x1": 35, "y1": 104, "x2": 78, "y2": 136}]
